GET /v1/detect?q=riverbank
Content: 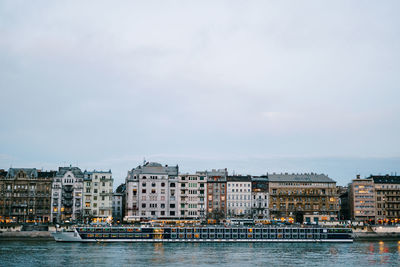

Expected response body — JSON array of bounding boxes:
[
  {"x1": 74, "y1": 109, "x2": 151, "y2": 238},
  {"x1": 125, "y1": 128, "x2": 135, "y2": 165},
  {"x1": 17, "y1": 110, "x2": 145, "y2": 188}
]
[{"x1": 0, "y1": 231, "x2": 53, "y2": 241}]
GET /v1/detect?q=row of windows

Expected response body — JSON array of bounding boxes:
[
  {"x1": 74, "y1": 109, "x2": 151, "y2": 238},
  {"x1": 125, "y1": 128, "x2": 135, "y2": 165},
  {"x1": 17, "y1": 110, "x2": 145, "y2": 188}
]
[{"x1": 228, "y1": 183, "x2": 251, "y2": 187}]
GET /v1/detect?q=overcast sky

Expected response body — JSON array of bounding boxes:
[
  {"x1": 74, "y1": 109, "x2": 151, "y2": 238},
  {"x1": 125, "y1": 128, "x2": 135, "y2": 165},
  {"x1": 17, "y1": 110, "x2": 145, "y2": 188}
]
[{"x1": 1, "y1": 1, "x2": 399, "y2": 186}]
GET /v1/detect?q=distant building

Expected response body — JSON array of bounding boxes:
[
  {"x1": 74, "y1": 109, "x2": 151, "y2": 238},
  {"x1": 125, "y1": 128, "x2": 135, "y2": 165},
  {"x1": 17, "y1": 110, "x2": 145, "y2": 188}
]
[
  {"x1": 227, "y1": 176, "x2": 252, "y2": 217},
  {"x1": 125, "y1": 162, "x2": 179, "y2": 221},
  {"x1": 268, "y1": 173, "x2": 338, "y2": 223},
  {"x1": 337, "y1": 186, "x2": 350, "y2": 220},
  {"x1": 251, "y1": 176, "x2": 269, "y2": 219},
  {"x1": 112, "y1": 192, "x2": 124, "y2": 223},
  {"x1": 51, "y1": 166, "x2": 84, "y2": 223},
  {"x1": 83, "y1": 170, "x2": 113, "y2": 223},
  {"x1": 199, "y1": 169, "x2": 228, "y2": 221},
  {"x1": 0, "y1": 168, "x2": 55, "y2": 223},
  {"x1": 372, "y1": 175, "x2": 400, "y2": 224},
  {"x1": 349, "y1": 176, "x2": 375, "y2": 222},
  {"x1": 178, "y1": 174, "x2": 207, "y2": 219}
]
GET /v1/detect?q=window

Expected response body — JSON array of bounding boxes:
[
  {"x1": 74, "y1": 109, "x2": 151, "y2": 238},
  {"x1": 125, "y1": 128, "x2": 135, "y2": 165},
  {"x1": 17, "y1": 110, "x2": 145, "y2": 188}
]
[
  {"x1": 161, "y1": 183, "x2": 165, "y2": 187},
  {"x1": 142, "y1": 189, "x2": 146, "y2": 193},
  {"x1": 142, "y1": 183, "x2": 146, "y2": 187},
  {"x1": 142, "y1": 203, "x2": 146, "y2": 208},
  {"x1": 170, "y1": 204, "x2": 175, "y2": 208}
]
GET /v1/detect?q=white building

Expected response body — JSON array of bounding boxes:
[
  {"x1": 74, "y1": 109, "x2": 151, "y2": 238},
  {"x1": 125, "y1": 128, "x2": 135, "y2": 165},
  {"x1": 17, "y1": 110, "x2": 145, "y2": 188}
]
[
  {"x1": 227, "y1": 176, "x2": 252, "y2": 217},
  {"x1": 83, "y1": 170, "x2": 113, "y2": 223},
  {"x1": 125, "y1": 162, "x2": 179, "y2": 221},
  {"x1": 51, "y1": 166, "x2": 84, "y2": 223},
  {"x1": 178, "y1": 174, "x2": 207, "y2": 219}
]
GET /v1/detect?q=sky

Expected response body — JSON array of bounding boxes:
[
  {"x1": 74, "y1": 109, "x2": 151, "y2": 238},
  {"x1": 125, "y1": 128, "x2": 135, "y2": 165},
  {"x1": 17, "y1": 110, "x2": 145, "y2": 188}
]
[{"x1": 1, "y1": 1, "x2": 399, "y2": 187}]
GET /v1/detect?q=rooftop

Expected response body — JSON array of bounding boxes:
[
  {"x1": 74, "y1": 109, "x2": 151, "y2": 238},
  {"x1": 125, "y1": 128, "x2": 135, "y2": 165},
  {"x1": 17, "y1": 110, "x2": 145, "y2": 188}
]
[
  {"x1": 370, "y1": 175, "x2": 400, "y2": 184},
  {"x1": 268, "y1": 173, "x2": 335, "y2": 183}
]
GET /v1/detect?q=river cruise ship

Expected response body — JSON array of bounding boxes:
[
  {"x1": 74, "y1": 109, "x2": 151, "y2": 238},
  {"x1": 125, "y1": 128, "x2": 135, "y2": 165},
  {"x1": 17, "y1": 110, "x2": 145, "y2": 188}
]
[{"x1": 52, "y1": 226, "x2": 353, "y2": 242}]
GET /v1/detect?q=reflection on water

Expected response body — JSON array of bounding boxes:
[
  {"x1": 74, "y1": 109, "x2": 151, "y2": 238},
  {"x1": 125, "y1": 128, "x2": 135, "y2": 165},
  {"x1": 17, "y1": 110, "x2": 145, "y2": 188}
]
[{"x1": 0, "y1": 241, "x2": 399, "y2": 267}]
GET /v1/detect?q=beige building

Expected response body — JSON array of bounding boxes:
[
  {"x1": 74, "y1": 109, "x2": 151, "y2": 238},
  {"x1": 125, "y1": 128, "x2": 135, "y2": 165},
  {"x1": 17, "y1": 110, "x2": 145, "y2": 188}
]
[
  {"x1": 349, "y1": 175, "x2": 400, "y2": 224},
  {"x1": 269, "y1": 173, "x2": 339, "y2": 223},
  {"x1": 349, "y1": 176, "x2": 375, "y2": 222},
  {"x1": 178, "y1": 174, "x2": 207, "y2": 219},
  {"x1": 83, "y1": 170, "x2": 113, "y2": 223}
]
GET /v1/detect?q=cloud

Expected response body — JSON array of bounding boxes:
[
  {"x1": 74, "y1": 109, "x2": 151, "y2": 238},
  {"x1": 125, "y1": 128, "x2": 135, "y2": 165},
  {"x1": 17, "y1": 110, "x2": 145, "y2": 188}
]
[{"x1": 0, "y1": 1, "x2": 399, "y2": 186}]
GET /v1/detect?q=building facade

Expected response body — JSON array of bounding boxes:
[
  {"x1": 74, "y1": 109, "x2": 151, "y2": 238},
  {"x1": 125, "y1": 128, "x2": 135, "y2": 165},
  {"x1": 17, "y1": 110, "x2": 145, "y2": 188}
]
[
  {"x1": 201, "y1": 169, "x2": 228, "y2": 221},
  {"x1": 269, "y1": 173, "x2": 339, "y2": 223},
  {"x1": 178, "y1": 174, "x2": 207, "y2": 219},
  {"x1": 51, "y1": 166, "x2": 84, "y2": 223},
  {"x1": 125, "y1": 162, "x2": 179, "y2": 221},
  {"x1": 227, "y1": 176, "x2": 252, "y2": 217},
  {"x1": 112, "y1": 192, "x2": 124, "y2": 223},
  {"x1": 251, "y1": 176, "x2": 269, "y2": 219},
  {"x1": 349, "y1": 176, "x2": 375, "y2": 222},
  {"x1": 0, "y1": 168, "x2": 55, "y2": 223},
  {"x1": 83, "y1": 170, "x2": 113, "y2": 223},
  {"x1": 372, "y1": 175, "x2": 400, "y2": 224}
]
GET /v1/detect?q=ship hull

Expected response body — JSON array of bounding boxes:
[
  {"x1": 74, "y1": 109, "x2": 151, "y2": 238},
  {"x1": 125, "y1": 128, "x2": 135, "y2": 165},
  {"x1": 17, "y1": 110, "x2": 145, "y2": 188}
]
[{"x1": 52, "y1": 226, "x2": 353, "y2": 243}]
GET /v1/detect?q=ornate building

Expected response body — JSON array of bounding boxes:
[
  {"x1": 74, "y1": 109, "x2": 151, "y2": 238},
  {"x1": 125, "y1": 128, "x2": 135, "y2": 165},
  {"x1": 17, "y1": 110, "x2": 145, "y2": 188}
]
[
  {"x1": 0, "y1": 168, "x2": 55, "y2": 223},
  {"x1": 51, "y1": 166, "x2": 84, "y2": 223},
  {"x1": 268, "y1": 173, "x2": 339, "y2": 223},
  {"x1": 251, "y1": 176, "x2": 269, "y2": 219}
]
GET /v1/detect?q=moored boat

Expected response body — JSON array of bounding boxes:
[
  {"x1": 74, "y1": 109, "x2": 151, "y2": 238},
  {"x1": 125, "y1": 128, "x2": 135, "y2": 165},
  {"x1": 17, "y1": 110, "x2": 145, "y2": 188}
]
[{"x1": 52, "y1": 226, "x2": 353, "y2": 243}]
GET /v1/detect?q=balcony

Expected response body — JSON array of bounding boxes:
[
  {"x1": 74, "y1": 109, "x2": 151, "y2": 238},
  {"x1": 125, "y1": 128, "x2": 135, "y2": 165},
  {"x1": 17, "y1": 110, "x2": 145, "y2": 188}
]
[
  {"x1": 63, "y1": 193, "x2": 73, "y2": 199},
  {"x1": 63, "y1": 201, "x2": 73, "y2": 207},
  {"x1": 12, "y1": 203, "x2": 27, "y2": 207}
]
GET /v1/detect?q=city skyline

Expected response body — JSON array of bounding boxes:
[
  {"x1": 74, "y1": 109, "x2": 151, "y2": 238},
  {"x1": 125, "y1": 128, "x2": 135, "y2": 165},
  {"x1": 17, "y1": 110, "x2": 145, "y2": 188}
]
[{"x1": 1, "y1": 1, "x2": 399, "y2": 187}]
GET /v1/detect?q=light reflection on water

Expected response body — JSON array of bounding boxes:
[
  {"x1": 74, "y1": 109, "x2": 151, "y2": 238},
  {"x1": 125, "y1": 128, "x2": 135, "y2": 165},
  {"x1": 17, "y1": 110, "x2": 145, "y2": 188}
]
[{"x1": 0, "y1": 241, "x2": 399, "y2": 266}]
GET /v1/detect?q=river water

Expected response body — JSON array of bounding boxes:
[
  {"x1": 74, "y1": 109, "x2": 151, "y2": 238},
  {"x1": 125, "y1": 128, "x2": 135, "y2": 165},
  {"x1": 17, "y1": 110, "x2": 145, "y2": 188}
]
[{"x1": 0, "y1": 241, "x2": 399, "y2": 266}]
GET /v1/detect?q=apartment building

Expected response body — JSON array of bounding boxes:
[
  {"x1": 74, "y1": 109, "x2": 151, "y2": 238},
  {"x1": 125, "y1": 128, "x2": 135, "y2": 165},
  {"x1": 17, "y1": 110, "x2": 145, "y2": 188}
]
[
  {"x1": 200, "y1": 169, "x2": 228, "y2": 220},
  {"x1": 83, "y1": 170, "x2": 113, "y2": 223},
  {"x1": 0, "y1": 168, "x2": 55, "y2": 223},
  {"x1": 349, "y1": 176, "x2": 375, "y2": 222},
  {"x1": 227, "y1": 176, "x2": 252, "y2": 217},
  {"x1": 125, "y1": 162, "x2": 179, "y2": 221},
  {"x1": 251, "y1": 176, "x2": 269, "y2": 219},
  {"x1": 51, "y1": 166, "x2": 84, "y2": 223},
  {"x1": 269, "y1": 173, "x2": 339, "y2": 223},
  {"x1": 178, "y1": 174, "x2": 207, "y2": 219},
  {"x1": 112, "y1": 192, "x2": 124, "y2": 223},
  {"x1": 372, "y1": 175, "x2": 400, "y2": 224}
]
